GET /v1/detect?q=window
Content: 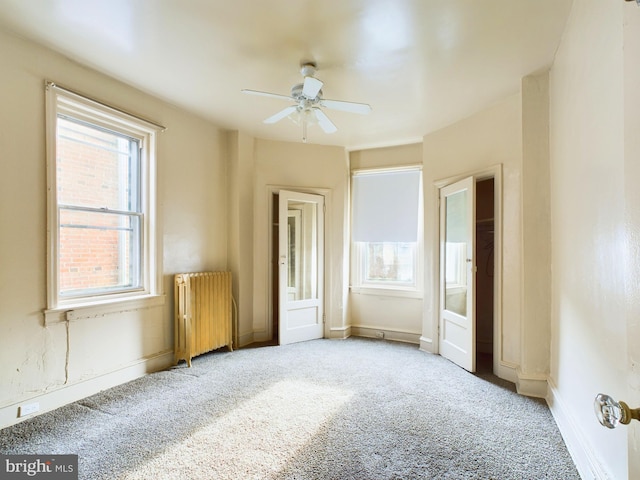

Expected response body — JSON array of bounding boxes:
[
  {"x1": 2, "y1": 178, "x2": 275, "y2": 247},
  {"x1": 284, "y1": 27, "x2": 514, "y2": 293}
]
[
  {"x1": 45, "y1": 83, "x2": 162, "y2": 312},
  {"x1": 351, "y1": 167, "x2": 422, "y2": 293},
  {"x1": 363, "y1": 242, "x2": 416, "y2": 285}
]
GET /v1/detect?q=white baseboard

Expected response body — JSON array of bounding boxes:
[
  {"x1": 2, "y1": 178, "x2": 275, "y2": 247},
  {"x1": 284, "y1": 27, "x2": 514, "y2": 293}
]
[
  {"x1": 419, "y1": 336, "x2": 434, "y2": 353},
  {"x1": 350, "y1": 326, "x2": 420, "y2": 344},
  {"x1": 496, "y1": 360, "x2": 518, "y2": 384},
  {"x1": 0, "y1": 350, "x2": 174, "y2": 430},
  {"x1": 515, "y1": 369, "x2": 548, "y2": 398},
  {"x1": 329, "y1": 325, "x2": 351, "y2": 339},
  {"x1": 547, "y1": 379, "x2": 611, "y2": 480}
]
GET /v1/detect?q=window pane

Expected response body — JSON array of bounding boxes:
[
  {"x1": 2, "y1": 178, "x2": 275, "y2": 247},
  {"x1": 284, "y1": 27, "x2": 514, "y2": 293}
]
[
  {"x1": 286, "y1": 201, "x2": 317, "y2": 301},
  {"x1": 444, "y1": 190, "x2": 468, "y2": 316},
  {"x1": 364, "y1": 242, "x2": 415, "y2": 284},
  {"x1": 59, "y1": 209, "x2": 141, "y2": 296},
  {"x1": 57, "y1": 117, "x2": 140, "y2": 212}
]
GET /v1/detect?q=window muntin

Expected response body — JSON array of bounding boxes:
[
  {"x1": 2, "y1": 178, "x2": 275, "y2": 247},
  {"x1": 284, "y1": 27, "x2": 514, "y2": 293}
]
[
  {"x1": 46, "y1": 84, "x2": 160, "y2": 309},
  {"x1": 58, "y1": 208, "x2": 141, "y2": 297}
]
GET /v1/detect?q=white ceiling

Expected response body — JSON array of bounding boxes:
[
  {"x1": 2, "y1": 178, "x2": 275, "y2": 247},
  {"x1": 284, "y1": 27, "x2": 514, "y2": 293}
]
[{"x1": 0, "y1": 0, "x2": 572, "y2": 149}]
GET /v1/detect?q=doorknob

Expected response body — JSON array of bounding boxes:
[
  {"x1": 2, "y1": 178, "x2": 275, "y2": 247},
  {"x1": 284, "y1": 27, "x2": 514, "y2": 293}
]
[{"x1": 594, "y1": 393, "x2": 640, "y2": 428}]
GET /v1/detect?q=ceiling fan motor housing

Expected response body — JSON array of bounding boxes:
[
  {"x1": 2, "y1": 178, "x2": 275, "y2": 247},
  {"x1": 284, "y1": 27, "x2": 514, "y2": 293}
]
[{"x1": 291, "y1": 83, "x2": 322, "y2": 103}]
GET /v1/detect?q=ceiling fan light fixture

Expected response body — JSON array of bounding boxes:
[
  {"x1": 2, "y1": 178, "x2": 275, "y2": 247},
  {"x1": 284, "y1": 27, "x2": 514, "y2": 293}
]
[{"x1": 285, "y1": 107, "x2": 320, "y2": 143}]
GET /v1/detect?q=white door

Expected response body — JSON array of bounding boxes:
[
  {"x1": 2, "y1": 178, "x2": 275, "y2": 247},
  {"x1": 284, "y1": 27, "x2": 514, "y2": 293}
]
[
  {"x1": 439, "y1": 177, "x2": 476, "y2": 371},
  {"x1": 278, "y1": 190, "x2": 324, "y2": 345}
]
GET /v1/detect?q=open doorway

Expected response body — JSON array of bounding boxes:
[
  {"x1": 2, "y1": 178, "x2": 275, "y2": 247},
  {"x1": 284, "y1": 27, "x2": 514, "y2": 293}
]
[
  {"x1": 438, "y1": 173, "x2": 498, "y2": 374},
  {"x1": 270, "y1": 190, "x2": 325, "y2": 346},
  {"x1": 270, "y1": 193, "x2": 280, "y2": 345},
  {"x1": 475, "y1": 178, "x2": 494, "y2": 373}
]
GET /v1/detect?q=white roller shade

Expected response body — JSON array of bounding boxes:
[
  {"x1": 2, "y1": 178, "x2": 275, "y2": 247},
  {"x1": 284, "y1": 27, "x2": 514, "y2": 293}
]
[{"x1": 352, "y1": 169, "x2": 421, "y2": 242}]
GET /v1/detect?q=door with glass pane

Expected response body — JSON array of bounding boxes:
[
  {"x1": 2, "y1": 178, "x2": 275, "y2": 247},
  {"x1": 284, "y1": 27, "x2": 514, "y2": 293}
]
[
  {"x1": 439, "y1": 177, "x2": 476, "y2": 371},
  {"x1": 278, "y1": 190, "x2": 324, "y2": 345}
]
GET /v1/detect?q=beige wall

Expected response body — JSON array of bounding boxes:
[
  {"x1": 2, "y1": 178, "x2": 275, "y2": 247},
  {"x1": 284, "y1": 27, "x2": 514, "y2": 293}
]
[
  {"x1": 520, "y1": 72, "x2": 552, "y2": 392},
  {"x1": 548, "y1": 0, "x2": 636, "y2": 478},
  {"x1": 0, "y1": 29, "x2": 228, "y2": 427},
  {"x1": 349, "y1": 143, "x2": 424, "y2": 343},
  {"x1": 251, "y1": 139, "x2": 349, "y2": 343},
  {"x1": 422, "y1": 94, "x2": 523, "y2": 382},
  {"x1": 227, "y1": 131, "x2": 255, "y2": 345}
]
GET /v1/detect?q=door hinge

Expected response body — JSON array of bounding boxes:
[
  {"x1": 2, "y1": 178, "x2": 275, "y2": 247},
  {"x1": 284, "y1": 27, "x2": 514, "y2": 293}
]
[{"x1": 322, "y1": 313, "x2": 326, "y2": 324}]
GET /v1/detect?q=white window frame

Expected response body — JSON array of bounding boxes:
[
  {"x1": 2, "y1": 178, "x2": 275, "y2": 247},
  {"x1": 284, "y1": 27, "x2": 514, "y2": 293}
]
[
  {"x1": 44, "y1": 83, "x2": 164, "y2": 323},
  {"x1": 350, "y1": 166, "x2": 423, "y2": 298}
]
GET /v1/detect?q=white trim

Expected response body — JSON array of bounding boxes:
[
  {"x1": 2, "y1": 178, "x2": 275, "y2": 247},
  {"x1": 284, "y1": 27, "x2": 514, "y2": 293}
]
[
  {"x1": 351, "y1": 325, "x2": 421, "y2": 344},
  {"x1": 547, "y1": 379, "x2": 613, "y2": 480},
  {"x1": 45, "y1": 81, "x2": 166, "y2": 132},
  {"x1": 45, "y1": 83, "x2": 59, "y2": 309},
  {"x1": 329, "y1": 325, "x2": 351, "y2": 339},
  {"x1": 351, "y1": 164, "x2": 422, "y2": 176},
  {"x1": 43, "y1": 294, "x2": 165, "y2": 325},
  {"x1": 419, "y1": 335, "x2": 434, "y2": 353},
  {"x1": 349, "y1": 286, "x2": 423, "y2": 299},
  {"x1": 0, "y1": 350, "x2": 173, "y2": 430},
  {"x1": 496, "y1": 360, "x2": 518, "y2": 384},
  {"x1": 515, "y1": 369, "x2": 548, "y2": 398},
  {"x1": 44, "y1": 83, "x2": 163, "y2": 313}
]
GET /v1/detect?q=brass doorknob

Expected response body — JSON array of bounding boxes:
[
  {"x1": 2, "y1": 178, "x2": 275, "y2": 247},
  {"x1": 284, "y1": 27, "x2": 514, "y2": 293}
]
[{"x1": 594, "y1": 393, "x2": 640, "y2": 428}]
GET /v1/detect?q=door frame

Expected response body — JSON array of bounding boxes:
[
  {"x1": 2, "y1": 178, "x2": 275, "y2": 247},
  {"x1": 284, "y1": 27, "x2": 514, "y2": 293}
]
[
  {"x1": 433, "y1": 165, "x2": 503, "y2": 376},
  {"x1": 266, "y1": 185, "x2": 332, "y2": 343}
]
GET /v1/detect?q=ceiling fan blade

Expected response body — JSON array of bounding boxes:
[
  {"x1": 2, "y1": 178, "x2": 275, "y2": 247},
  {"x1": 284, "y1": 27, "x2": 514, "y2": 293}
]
[
  {"x1": 313, "y1": 108, "x2": 337, "y2": 134},
  {"x1": 320, "y1": 99, "x2": 372, "y2": 115},
  {"x1": 241, "y1": 89, "x2": 293, "y2": 102},
  {"x1": 264, "y1": 105, "x2": 298, "y2": 124},
  {"x1": 302, "y1": 76, "x2": 323, "y2": 98}
]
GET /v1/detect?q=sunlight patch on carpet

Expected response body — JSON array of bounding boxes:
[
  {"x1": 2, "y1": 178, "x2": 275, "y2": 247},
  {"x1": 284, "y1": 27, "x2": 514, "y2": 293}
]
[{"x1": 119, "y1": 380, "x2": 353, "y2": 479}]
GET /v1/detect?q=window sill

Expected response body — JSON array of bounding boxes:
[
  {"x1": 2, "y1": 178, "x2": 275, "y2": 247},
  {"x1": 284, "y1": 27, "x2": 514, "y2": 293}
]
[
  {"x1": 350, "y1": 286, "x2": 423, "y2": 299},
  {"x1": 43, "y1": 294, "x2": 165, "y2": 325},
  {"x1": 446, "y1": 285, "x2": 467, "y2": 295}
]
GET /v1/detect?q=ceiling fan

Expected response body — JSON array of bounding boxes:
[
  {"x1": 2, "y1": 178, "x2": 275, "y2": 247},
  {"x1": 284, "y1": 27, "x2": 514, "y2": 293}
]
[{"x1": 242, "y1": 62, "x2": 372, "y2": 143}]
